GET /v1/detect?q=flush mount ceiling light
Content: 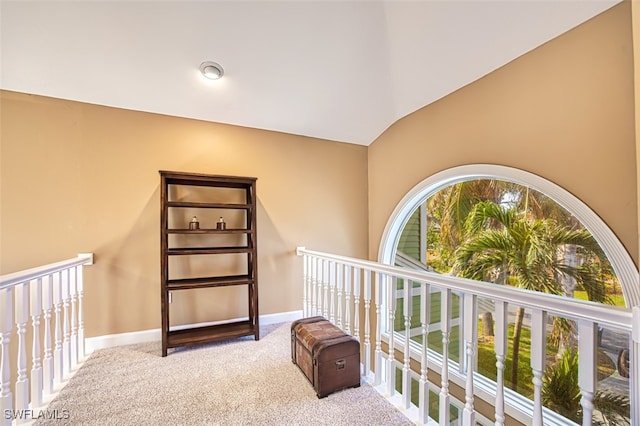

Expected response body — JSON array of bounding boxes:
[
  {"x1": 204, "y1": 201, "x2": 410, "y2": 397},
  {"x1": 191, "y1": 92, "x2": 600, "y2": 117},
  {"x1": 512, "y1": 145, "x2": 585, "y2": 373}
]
[{"x1": 200, "y1": 61, "x2": 224, "y2": 80}]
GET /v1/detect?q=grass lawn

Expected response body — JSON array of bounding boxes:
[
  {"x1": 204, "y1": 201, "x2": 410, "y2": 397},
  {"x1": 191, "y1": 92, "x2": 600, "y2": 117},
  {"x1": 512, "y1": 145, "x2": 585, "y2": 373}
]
[
  {"x1": 395, "y1": 318, "x2": 617, "y2": 405},
  {"x1": 476, "y1": 324, "x2": 534, "y2": 396},
  {"x1": 574, "y1": 290, "x2": 625, "y2": 307},
  {"x1": 388, "y1": 275, "x2": 626, "y2": 420}
]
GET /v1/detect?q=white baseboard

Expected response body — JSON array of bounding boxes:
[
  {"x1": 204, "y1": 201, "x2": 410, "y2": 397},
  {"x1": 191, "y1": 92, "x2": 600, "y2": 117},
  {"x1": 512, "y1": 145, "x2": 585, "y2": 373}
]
[{"x1": 85, "y1": 310, "x2": 303, "y2": 354}]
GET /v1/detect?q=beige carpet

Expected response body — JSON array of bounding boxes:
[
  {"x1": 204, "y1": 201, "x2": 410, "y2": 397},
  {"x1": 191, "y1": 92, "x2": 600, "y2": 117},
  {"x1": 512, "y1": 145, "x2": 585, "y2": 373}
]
[{"x1": 35, "y1": 322, "x2": 412, "y2": 425}]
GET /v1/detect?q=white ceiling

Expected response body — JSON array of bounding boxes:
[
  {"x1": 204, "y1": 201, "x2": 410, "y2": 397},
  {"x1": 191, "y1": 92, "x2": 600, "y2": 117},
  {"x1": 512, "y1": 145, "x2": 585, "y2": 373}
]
[{"x1": 0, "y1": 0, "x2": 621, "y2": 146}]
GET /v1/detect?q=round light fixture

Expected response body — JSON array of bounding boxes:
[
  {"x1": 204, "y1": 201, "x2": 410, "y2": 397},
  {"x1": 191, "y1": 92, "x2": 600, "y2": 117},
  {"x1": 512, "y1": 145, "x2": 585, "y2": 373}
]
[{"x1": 200, "y1": 61, "x2": 224, "y2": 80}]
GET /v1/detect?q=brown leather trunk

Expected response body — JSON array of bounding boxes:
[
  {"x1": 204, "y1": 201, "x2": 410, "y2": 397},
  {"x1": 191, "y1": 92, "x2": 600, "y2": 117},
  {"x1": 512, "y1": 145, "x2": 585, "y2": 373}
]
[{"x1": 291, "y1": 316, "x2": 361, "y2": 398}]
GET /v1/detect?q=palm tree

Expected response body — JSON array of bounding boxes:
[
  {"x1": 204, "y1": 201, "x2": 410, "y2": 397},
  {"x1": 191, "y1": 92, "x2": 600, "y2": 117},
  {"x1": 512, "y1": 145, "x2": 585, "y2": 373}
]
[
  {"x1": 427, "y1": 179, "x2": 507, "y2": 272},
  {"x1": 426, "y1": 179, "x2": 572, "y2": 273},
  {"x1": 452, "y1": 201, "x2": 610, "y2": 390},
  {"x1": 543, "y1": 349, "x2": 630, "y2": 425}
]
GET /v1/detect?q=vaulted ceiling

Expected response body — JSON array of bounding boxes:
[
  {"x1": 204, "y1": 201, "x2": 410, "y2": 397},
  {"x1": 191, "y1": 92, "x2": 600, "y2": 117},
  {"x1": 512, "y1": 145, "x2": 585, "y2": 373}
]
[{"x1": 0, "y1": 1, "x2": 621, "y2": 145}]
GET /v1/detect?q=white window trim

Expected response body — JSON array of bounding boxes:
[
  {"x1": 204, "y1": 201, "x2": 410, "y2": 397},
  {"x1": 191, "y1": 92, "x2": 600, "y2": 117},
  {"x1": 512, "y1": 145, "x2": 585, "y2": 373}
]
[{"x1": 378, "y1": 164, "x2": 639, "y2": 307}]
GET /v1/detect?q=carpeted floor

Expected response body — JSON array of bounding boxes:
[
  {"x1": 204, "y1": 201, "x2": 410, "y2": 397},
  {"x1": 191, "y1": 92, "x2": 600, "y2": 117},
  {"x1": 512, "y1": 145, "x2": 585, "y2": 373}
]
[{"x1": 35, "y1": 322, "x2": 412, "y2": 425}]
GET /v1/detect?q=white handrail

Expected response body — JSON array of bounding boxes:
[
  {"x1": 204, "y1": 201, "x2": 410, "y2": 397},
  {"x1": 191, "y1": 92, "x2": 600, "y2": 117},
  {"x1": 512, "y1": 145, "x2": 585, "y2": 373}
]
[
  {"x1": 0, "y1": 253, "x2": 93, "y2": 426},
  {"x1": 297, "y1": 246, "x2": 639, "y2": 426},
  {"x1": 0, "y1": 254, "x2": 93, "y2": 290},
  {"x1": 297, "y1": 247, "x2": 632, "y2": 331}
]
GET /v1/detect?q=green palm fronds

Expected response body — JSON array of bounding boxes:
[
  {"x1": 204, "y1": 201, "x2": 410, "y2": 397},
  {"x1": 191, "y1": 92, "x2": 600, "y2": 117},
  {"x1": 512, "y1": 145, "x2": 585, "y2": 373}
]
[
  {"x1": 542, "y1": 350, "x2": 631, "y2": 425},
  {"x1": 593, "y1": 391, "x2": 631, "y2": 426},
  {"x1": 542, "y1": 350, "x2": 581, "y2": 421},
  {"x1": 451, "y1": 201, "x2": 612, "y2": 390}
]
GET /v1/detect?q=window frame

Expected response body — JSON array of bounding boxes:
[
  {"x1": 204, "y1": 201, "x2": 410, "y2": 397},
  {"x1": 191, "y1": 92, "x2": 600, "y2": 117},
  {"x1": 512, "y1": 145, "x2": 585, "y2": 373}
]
[{"x1": 378, "y1": 164, "x2": 639, "y2": 307}]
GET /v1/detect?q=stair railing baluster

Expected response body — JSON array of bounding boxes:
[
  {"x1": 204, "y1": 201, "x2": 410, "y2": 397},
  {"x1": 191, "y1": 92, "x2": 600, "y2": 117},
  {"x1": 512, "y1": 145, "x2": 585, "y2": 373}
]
[
  {"x1": 439, "y1": 288, "x2": 451, "y2": 426},
  {"x1": 336, "y1": 262, "x2": 343, "y2": 329},
  {"x1": 462, "y1": 293, "x2": 477, "y2": 425},
  {"x1": 61, "y1": 269, "x2": 71, "y2": 380},
  {"x1": 302, "y1": 253, "x2": 309, "y2": 317},
  {"x1": 530, "y1": 309, "x2": 546, "y2": 426},
  {"x1": 401, "y1": 279, "x2": 413, "y2": 410},
  {"x1": 0, "y1": 287, "x2": 13, "y2": 426},
  {"x1": 374, "y1": 272, "x2": 382, "y2": 386},
  {"x1": 418, "y1": 281, "x2": 430, "y2": 424},
  {"x1": 14, "y1": 282, "x2": 29, "y2": 419},
  {"x1": 53, "y1": 271, "x2": 63, "y2": 385},
  {"x1": 494, "y1": 301, "x2": 508, "y2": 426},
  {"x1": 312, "y1": 256, "x2": 319, "y2": 317},
  {"x1": 386, "y1": 275, "x2": 397, "y2": 397},
  {"x1": 329, "y1": 261, "x2": 336, "y2": 323},
  {"x1": 70, "y1": 268, "x2": 78, "y2": 370},
  {"x1": 30, "y1": 278, "x2": 43, "y2": 408},
  {"x1": 42, "y1": 274, "x2": 54, "y2": 395},
  {"x1": 353, "y1": 268, "x2": 361, "y2": 343},
  {"x1": 344, "y1": 265, "x2": 352, "y2": 335},
  {"x1": 578, "y1": 320, "x2": 597, "y2": 426}
]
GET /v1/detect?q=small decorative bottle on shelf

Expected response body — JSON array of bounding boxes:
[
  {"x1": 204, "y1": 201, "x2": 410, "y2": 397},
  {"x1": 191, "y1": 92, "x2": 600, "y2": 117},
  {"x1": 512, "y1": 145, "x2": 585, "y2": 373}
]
[
  {"x1": 216, "y1": 217, "x2": 226, "y2": 230},
  {"x1": 189, "y1": 216, "x2": 200, "y2": 230}
]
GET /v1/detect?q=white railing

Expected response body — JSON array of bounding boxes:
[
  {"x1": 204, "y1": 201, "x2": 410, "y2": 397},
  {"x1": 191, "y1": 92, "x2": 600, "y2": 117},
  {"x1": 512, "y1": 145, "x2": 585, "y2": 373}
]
[
  {"x1": 297, "y1": 247, "x2": 640, "y2": 426},
  {"x1": 0, "y1": 254, "x2": 93, "y2": 425}
]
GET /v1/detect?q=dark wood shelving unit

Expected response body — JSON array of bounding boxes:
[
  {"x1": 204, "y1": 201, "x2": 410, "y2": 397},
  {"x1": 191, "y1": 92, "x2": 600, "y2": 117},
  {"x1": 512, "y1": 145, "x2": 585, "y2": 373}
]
[
  {"x1": 167, "y1": 229, "x2": 253, "y2": 234},
  {"x1": 166, "y1": 246, "x2": 253, "y2": 256},
  {"x1": 166, "y1": 320, "x2": 256, "y2": 348},
  {"x1": 166, "y1": 275, "x2": 253, "y2": 290},
  {"x1": 160, "y1": 171, "x2": 259, "y2": 356},
  {"x1": 166, "y1": 201, "x2": 252, "y2": 209}
]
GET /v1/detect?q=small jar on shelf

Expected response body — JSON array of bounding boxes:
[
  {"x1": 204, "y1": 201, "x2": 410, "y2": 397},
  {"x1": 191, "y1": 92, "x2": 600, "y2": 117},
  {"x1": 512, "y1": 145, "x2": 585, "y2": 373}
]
[
  {"x1": 216, "y1": 217, "x2": 226, "y2": 230},
  {"x1": 189, "y1": 216, "x2": 200, "y2": 230}
]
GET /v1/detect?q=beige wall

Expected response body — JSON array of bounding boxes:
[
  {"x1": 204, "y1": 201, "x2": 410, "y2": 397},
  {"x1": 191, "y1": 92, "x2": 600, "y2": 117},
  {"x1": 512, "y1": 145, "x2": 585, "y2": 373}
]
[
  {"x1": 1, "y1": 2, "x2": 638, "y2": 341},
  {"x1": 0, "y1": 91, "x2": 369, "y2": 336},
  {"x1": 368, "y1": 2, "x2": 638, "y2": 266}
]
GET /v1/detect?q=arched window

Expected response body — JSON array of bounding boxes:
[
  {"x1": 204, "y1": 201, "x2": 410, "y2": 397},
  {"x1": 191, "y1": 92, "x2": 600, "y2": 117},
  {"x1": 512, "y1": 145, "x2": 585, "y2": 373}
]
[
  {"x1": 379, "y1": 164, "x2": 639, "y2": 307},
  {"x1": 377, "y1": 164, "x2": 638, "y2": 423}
]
